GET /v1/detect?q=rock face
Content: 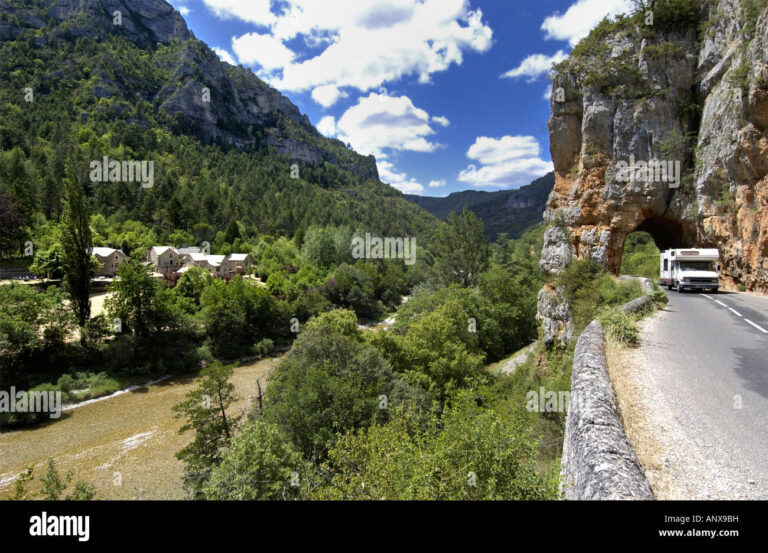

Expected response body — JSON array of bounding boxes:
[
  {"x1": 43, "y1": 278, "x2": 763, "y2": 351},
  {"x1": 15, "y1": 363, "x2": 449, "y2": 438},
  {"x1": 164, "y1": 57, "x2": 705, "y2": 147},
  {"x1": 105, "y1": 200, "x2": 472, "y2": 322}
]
[
  {"x1": 0, "y1": 0, "x2": 378, "y2": 181},
  {"x1": 1, "y1": 0, "x2": 192, "y2": 44},
  {"x1": 540, "y1": 1, "x2": 768, "y2": 342}
]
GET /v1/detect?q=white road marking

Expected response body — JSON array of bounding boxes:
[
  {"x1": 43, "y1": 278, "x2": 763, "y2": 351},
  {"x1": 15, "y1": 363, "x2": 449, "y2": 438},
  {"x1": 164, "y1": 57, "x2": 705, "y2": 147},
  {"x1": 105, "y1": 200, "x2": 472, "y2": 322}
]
[
  {"x1": 744, "y1": 319, "x2": 768, "y2": 334},
  {"x1": 701, "y1": 294, "x2": 713, "y2": 299},
  {"x1": 729, "y1": 308, "x2": 742, "y2": 317},
  {"x1": 715, "y1": 300, "x2": 728, "y2": 307}
]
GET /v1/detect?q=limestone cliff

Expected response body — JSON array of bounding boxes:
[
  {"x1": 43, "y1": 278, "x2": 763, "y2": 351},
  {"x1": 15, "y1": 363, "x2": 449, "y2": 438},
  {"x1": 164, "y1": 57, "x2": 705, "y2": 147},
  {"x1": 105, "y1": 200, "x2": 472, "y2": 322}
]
[{"x1": 539, "y1": 0, "x2": 768, "y2": 343}]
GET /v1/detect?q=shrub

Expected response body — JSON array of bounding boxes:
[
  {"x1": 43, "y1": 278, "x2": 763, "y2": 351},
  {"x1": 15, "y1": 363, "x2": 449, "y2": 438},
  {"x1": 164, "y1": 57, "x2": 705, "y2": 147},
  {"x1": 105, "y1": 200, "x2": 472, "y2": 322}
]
[
  {"x1": 556, "y1": 259, "x2": 645, "y2": 334},
  {"x1": 202, "y1": 420, "x2": 304, "y2": 500},
  {"x1": 651, "y1": 0, "x2": 701, "y2": 32},
  {"x1": 261, "y1": 321, "x2": 420, "y2": 460},
  {"x1": 600, "y1": 308, "x2": 639, "y2": 346},
  {"x1": 254, "y1": 338, "x2": 274, "y2": 357},
  {"x1": 649, "y1": 284, "x2": 669, "y2": 307},
  {"x1": 313, "y1": 393, "x2": 557, "y2": 500},
  {"x1": 727, "y1": 60, "x2": 751, "y2": 95},
  {"x1": 12, "y1": 458, "x2": 97, "y2": 500}
]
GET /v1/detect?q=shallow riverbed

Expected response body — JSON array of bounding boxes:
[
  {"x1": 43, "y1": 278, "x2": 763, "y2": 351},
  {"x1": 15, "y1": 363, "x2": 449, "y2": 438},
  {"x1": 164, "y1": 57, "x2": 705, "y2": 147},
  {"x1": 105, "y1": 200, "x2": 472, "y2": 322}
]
[{"x1": 0, "y1": 357, "x2": 279, "y2": 500}]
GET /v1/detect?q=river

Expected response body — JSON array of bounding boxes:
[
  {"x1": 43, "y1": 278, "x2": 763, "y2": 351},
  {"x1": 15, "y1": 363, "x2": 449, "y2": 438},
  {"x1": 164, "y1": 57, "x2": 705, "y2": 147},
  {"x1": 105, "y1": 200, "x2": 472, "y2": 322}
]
[{"x1": 0, "y1": 357, "x2": 279, "y2": 500}]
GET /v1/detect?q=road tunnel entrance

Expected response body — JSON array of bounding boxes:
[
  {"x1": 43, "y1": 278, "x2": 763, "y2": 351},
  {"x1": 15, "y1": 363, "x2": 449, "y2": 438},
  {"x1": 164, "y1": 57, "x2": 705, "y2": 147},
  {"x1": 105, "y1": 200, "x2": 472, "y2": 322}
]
[
  {"x1": 615, "y1": 215, "x2": 697, "y2": 277},
  {"x1": 633, "y1": 216, "x2": 686, "y2": 252}
]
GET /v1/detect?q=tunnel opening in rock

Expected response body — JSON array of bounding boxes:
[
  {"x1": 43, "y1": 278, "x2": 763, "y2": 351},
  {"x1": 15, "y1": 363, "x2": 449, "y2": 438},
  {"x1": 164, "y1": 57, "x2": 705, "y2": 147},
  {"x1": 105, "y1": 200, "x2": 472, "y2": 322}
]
[
  {"x1": 614, "y1": 216, "x2": 689, "y2": 277},
  {"x1": 619, "y1": 231, "x2": 660, "y2": 279},
  {"x1": 632, "y1": 217, "x2": 686, "y2": 252}
]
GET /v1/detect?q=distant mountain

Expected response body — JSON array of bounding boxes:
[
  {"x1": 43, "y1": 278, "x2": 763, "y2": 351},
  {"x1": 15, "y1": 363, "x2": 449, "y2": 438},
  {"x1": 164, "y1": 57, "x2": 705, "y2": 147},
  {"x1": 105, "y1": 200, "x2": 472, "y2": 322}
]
[{"x1": 405, "y1": 173, "x2": 554, "y2": 240}]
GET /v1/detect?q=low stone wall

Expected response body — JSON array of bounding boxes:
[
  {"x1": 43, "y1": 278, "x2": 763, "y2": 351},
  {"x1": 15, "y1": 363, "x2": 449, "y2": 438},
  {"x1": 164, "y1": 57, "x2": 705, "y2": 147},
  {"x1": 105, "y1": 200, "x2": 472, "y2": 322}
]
[
  {"x1": 560, "y1": 300, "x2": 654, "y2": 500},
  {"x1": 620, "y1": 294, "x2": 653, "y2": 315},
  {"x1": 618, "y1": 275, "x2": 654, "y2": 293}
]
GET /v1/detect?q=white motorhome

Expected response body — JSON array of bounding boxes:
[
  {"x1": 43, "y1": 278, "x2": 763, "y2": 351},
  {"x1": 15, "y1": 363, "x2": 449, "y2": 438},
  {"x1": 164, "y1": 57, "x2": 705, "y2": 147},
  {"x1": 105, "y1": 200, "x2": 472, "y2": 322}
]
[{"x1": 660, "y1": 248, "x2": 720, "y2": 293}]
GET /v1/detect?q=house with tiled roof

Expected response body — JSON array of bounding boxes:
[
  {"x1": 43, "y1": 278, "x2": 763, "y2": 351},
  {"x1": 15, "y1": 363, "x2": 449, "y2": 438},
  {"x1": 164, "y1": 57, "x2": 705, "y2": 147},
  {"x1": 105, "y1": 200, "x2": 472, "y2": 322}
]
[
  {"x1": 91, "y1": 247, "x2": 127, "y2": 277},
  {"x1": 182, "y1": 251, "x2": 251, "y2": 276},
  {"x1": 222, "y1": 253, "x2": 251, "y2": 275},
  {"x1": 147, "y1": 246, "x2": 181, "y2": 274}
]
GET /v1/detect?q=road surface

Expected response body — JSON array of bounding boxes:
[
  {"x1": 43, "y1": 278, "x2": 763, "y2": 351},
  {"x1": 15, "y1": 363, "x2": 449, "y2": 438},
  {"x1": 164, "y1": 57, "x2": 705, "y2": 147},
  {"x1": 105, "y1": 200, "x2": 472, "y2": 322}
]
[{"x1": 614, "y1": 289, "x2": 768, "y2": 499}]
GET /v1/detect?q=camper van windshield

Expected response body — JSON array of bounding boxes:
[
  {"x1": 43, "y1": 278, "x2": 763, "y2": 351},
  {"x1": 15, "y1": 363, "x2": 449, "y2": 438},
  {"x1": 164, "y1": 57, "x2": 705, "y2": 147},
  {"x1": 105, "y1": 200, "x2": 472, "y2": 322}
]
[{"x1": 680, "y1": 261, "x2": 714, "y2": 271}]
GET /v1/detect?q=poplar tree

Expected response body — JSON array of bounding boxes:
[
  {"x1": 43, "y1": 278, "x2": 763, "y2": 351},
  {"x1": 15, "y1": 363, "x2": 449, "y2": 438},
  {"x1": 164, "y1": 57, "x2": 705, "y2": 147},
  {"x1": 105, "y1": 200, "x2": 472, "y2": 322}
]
[{"x1": 61, "y1": 160, "x2": 92, "y2": 327}]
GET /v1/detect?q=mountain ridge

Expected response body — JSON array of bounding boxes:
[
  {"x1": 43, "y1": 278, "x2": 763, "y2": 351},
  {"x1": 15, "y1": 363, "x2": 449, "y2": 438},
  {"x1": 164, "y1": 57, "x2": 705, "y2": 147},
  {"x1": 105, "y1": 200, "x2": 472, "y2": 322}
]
[{"x1": 405, "y1": 172, "x2": 554, "y2": 240}]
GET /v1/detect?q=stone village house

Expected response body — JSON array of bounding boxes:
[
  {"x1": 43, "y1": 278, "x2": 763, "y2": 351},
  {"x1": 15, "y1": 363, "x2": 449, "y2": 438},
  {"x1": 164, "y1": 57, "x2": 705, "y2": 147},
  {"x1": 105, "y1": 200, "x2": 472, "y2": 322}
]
[
  {"x1": 91, "y1": 247, "x2": 127, "y2": 277},
  {"x1": 147, "y1": 246, "x2": 251, "y2": 277},
  {"x1": 147, "y1": 246, "x2": 182, "y2": 275}
]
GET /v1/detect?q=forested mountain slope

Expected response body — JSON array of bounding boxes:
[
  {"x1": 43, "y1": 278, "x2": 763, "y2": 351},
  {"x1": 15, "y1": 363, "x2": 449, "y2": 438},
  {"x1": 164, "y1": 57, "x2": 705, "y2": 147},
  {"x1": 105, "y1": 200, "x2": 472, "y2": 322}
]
[{"x1": 0, "y1": 0, "x2": 437, "y2": 244}]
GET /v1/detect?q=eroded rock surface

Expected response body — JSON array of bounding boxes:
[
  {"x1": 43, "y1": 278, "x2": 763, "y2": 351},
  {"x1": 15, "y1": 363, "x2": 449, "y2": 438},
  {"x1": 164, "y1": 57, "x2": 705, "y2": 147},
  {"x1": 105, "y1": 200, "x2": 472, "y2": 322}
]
[{"x1": 540, "y1": 1, "x2": 768, "y2": 342}]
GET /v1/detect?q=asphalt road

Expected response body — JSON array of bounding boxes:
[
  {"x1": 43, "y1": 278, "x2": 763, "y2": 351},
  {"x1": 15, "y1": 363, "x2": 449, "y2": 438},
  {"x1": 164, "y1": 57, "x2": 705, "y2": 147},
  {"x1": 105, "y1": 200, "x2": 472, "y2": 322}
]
[{"x1": 630, "y1": 289, "x2": 768, "y2": 498}]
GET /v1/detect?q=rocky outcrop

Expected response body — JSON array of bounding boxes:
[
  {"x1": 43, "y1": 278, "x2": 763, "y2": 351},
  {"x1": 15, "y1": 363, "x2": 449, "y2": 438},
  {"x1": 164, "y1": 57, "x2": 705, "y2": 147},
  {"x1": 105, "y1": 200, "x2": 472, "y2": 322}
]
[
  {"x1": 540, "y1": 1, "x2": 768, "y2": 342},
  {"x1": 48, "y1": 0, "x2": 191, "y2": 45},
  {"x1": 537, "y1": 284, "x2": 573, "y2": 347},
  {"x1": 561, "y1": 320, "x2": 654, "y2": 500}
]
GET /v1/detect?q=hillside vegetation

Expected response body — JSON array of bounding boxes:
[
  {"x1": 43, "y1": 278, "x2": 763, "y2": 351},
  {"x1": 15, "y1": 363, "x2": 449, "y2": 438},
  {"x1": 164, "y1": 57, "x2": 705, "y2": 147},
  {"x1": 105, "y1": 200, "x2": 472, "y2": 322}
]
[
  {"x1": 406, "y1": 172, "x2": 554, "y2": 240},
  {"x1": 0, "y1": 0, "x2": 576, "y2": 501}
]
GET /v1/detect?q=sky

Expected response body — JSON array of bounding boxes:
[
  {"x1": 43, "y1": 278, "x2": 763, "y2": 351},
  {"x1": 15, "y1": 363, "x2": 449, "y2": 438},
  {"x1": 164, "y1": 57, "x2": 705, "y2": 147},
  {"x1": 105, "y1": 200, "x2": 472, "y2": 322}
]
[{"x1": 168, "y1": 0, "x2": 634, "y2": 196}]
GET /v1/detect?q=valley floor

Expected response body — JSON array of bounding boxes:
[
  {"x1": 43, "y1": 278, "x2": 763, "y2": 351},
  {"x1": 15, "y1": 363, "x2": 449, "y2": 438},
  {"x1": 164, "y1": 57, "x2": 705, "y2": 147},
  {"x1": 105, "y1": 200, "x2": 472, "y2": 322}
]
[{"x1": 0, "y1": 357, "x2": 279, "y2": 500}]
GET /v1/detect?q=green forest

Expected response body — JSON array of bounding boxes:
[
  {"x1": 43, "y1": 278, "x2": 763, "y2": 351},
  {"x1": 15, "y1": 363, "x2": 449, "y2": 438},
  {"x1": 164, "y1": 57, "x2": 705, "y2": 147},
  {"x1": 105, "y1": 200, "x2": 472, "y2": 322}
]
[{"x1": 0, "y1": 0, "x2": 659, "y2": 501}]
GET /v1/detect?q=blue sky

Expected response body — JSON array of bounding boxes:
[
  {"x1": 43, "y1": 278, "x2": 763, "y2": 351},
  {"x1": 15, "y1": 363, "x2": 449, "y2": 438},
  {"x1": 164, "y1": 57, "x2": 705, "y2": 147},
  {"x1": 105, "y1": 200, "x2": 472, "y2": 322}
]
[{"x1": 169, "y1": 0, "x2": 633, "y2": 196}]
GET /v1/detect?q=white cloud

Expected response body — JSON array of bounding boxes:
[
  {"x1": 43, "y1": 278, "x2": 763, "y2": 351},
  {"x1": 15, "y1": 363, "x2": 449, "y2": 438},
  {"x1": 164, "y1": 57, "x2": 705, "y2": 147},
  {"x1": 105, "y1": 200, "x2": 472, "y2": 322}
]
[
  {"x1": 459, "y1": 135, "x2": 553, "y2": 188},
  {"x1": 467, "y1": 136, "x2": 541, "y2": 165},
  {"x1": 231, "y1": 32, "x2": 296, "y2": 72},
  {"x1": 202, "y1": 0, "x2": 276, "y2": 26},
  {"x1": 213, "y1": 47, "x2": 236, "y2": 65},
  {"x1": 179, "y1": 6, "x2": 190, "y2": 16},
  {"x1": 316, "y1": 92, "x2": 443, "y2": 193},
  {"x1": 378, "y1": 161, "x2": 424, "y2": 194},
  {"x1": 212, "y1": 0, "x2": 493, "y2": 105},
  {"x1": 317, "y1": 115, "x2": 337, "y2": 137},
  {"x1": 311, "y1": 84, "x2": 348, "y2": 108},
  {"x1": 432, "y1": 115, "x2": 450, "y2": 127},
  {"x1": 541, "y1": 0, "x2": 632, "y2": 46},
  {"x1": 327, "y1": 92, "x2": 443, "y2": 157},
  {"x1": 501, "y1": 50, "x2": 567, "y2": 82},
  {"x1": 429, "y1": 179, "x2": 446, "y2": 188}
]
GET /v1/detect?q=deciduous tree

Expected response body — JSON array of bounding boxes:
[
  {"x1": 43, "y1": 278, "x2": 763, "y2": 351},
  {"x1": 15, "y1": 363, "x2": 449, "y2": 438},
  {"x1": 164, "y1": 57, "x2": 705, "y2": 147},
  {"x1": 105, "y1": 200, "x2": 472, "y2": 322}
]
[{"x1": 61, "y1": 161, "x2": 92, "y2": 327}]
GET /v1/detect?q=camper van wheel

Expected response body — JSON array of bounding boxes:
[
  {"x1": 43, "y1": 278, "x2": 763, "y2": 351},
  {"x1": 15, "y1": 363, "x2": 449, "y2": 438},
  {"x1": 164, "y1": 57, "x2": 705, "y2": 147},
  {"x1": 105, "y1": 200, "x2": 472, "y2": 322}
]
[{"x1": 676, "y1": 282, "x2": 683, "y2": 293}]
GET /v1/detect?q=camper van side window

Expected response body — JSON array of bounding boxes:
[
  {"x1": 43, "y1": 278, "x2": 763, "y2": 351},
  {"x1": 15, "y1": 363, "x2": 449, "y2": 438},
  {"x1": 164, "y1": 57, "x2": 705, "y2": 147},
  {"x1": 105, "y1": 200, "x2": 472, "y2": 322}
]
[{"x1": 663, "y1": 259, "x2": 668, "y2": 271}]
